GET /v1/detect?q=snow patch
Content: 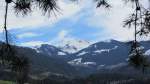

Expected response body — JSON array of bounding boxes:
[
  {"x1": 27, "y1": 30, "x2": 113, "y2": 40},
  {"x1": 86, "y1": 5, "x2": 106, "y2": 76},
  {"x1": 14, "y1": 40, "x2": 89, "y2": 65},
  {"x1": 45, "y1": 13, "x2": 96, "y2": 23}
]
[
  {"x1": 94, "y1": 45, "x2": 97, "y2": 48},
  {"x1": 98, "y1": 63, "x2": 127, "y2": 70},
  {"x1": 101, "y1": 39, "x2": 113, "y2": 43},
  {"x1": 97, "y1": 64, "x2": 106, "y2": 69},
  {"x1": 83, "y1": 62, "x2": 96, "y2": 65},
  {"x1": 99, "y1": 65, "x2": 105, "y2": 67},
  {"x1": 77, "y1": 51, "x2": 88, "y2": 56},
  {"x1": 68, "y1": 58, "x2": 96, "y2": 66},
  {"x1": 94, "y1": 46, "x2": 118, "y2": 54},
  {"x1": 145, "y1": 49, "x2": 150, "y2": 55},
  {"x1": 58, "y1": 52, "x2": 66, "y2": 55},
  {"x1": 32, "y1": 46, "x2": 41, "y2": 53},
  {"x1": 105, "y1": 63, "x2": 127, "y2": 70},
  {"x1": 60, "y1": 46, "x2": 77, "y2": 54},
  {"x1": 68, "y1": 58, "x2": 82, "y2": 65},
  {"x1": 94, "y1": 49, "x2": 110, "y2": 53}
]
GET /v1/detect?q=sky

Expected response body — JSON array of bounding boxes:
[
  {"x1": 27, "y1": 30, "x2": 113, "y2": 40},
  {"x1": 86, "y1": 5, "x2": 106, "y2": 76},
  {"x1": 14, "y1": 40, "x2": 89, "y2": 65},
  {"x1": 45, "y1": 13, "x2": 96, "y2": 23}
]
[{"x1": 0, "y1": 0, "x2": 149, "y2": 47}]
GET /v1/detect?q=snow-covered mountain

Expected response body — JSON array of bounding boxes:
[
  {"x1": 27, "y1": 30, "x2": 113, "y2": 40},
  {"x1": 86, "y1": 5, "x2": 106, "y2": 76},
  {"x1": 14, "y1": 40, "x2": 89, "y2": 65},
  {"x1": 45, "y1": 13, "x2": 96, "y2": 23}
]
[
  {"x1": 56, "y1": 39, "x2": 91, "y2": 53},
  {"x1": 67, "y1": 40, "x2": 127, "y2": 66},
  {"x1": 67, "y1": 40, "x2": 150, "y2": 70},
  {"x1": 33, "y1": 44, "x2": 68, "y2": 57},
  {"x1": 32, "y1": 39, "x2": 91, "y2": 58},
  {"x1": 31, "y1": 40, "x2": 150, "y2": 73}
]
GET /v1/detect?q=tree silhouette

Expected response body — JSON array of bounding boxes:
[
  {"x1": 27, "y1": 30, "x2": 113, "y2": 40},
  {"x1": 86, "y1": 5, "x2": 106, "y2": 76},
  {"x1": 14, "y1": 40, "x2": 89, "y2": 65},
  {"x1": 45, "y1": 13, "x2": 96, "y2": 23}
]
[
  {"x1": 94, "y1": 0, "x2": 150, "y2": 73},
  {"x1": 1, "y1": 0, "x2": 150, "y2": 83},
  {"x1": 3, "y1": 0, "x2": 60, "y2": 45},
  {"x1": 123, "y1": 0, "x2": 150, "y2": 73},
  {"x1": 123, "y1": 0, "x2": 150, "y2": 36},
  {"x1": 1, "y1": 0, "x2": 60, "y2": 83},
  {"x1": 1, "y1": 0, "x2": 61, "y2": 83},
  {"x1": 11, "y1": 56, "x2": 30, "y2": 84},
  {"x1": 94, "y1": 0, "x2": 111, "y2": 8},
  {"x1": 128, "y1": 41, "x2": 149, "y2": 73}
]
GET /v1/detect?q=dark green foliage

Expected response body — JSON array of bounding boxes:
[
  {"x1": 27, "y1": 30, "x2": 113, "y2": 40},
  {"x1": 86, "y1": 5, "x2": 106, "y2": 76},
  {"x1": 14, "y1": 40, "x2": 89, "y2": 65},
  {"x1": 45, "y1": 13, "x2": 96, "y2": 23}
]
[
  {"x1": 123, "y1": 0, "x2": 139, "y2": 4},
  {"x1": 35, "y1": 0, "x2": 60, "y2": 16},
  {"x1": 95, "y1": 0, "x2": 111, "y2": 8},
  {"x1": 11, "y1": 56, "x2": 30, "y2": 84},
  {"x1": 12, "y1": 0, "x2": 60, "y2": 16},
  {"x1": 123, "y1": 13, "x2": 136, "y2": 28},
  {"x1": 0, "y1": 43, "x2": 30, "y2": 84},
  {"x1": 14, "y1": 45, "x2": 79, "y2": 76},
  {"x1": 122, "y1": 0, "x2": 150, "y2": 72},
  {"x1": 5, "y1": 0, "x2": 12, "y2": 3},
  {"x1": 138, "y1": 10, "x2": 150, "y2": 35},
  {"x1": 123, "y1": 0, "x2": 150, "y2": 36},
  {"x1": 27, "y1": 73, "x2": 150, "y2": 84},
  {"x1": 128, "y1": 42, "x2": 149, "y2": 72},
  {"x1": 2, "y1": 0, "x2": 60, "y2": 83},
  {"x1": 14, "y1": 0, "x2": 32, "y2": 15}
]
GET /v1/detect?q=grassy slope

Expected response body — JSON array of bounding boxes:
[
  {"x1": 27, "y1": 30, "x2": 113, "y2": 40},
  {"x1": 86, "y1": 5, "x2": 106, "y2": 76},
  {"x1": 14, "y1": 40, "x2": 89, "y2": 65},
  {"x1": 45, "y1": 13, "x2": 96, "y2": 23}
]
[{"x1": 0, "y1": 80, "x2": 14, "y2": 84}]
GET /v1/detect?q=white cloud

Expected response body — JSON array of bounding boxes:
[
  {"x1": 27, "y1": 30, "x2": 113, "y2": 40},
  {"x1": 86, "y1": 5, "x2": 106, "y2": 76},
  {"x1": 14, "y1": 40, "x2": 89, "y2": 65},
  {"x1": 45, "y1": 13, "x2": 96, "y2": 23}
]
[
  {"x1": 19, "y1": 30, "x2": 72, "y2": 47},
  {"x1": 19, "y1": 41, "x2": 50, "y2": 47},
  {"x1": 86, "y1": 0, "x2": 134, "y2": 41},
  {"x1": 0, "y1": 0, "x2": 81, "y2": 32},
  {"x1": 1, "y1": 0, "x2": 149, "y2": 43},
  {"x1": 50, "y1": 29, "x2": 72, "y2": 44},
  {"x1": 58, "y1": 30, "x2": 69, "y2": 40},
  {"x1": 86, "y1": 0, "x2": 150, "y2": 41},
  {"x1": 17, "y1": 32, "x2": 40, "y2": 39}
]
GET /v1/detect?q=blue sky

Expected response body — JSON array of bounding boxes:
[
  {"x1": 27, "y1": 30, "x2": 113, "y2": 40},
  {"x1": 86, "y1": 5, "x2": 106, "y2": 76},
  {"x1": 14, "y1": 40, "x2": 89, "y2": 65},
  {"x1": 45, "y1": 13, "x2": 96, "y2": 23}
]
[{"x1": 0, "y1": 0, "x2": 149, "y2": 46}]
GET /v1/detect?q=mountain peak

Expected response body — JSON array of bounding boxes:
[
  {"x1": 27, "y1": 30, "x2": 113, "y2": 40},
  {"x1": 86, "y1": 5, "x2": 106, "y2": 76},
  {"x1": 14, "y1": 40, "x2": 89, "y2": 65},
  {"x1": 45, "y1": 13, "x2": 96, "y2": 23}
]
[{"x1": 58, "y1": 39, "x2": 91, "y2": 53}]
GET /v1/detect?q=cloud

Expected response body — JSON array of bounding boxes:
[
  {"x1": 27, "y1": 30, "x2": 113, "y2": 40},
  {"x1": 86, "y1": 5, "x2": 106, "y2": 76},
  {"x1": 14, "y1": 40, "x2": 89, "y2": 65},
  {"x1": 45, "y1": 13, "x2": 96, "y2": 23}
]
[
  {"x1": 1, "y1": 0, "x2": 149, "y2": 45},
  {"x1": 86, "y1": 0, "x2": 134, "y2": 41},
  {"x1": 19, "y1": 30, "x2": 72, "y2": 47},
  {"x1": 17, "y1": 32, "x2": 40, "y2": 39},
  {"x1": 50, "y1": 30, "x2": 71, "y2": 44},
  {"x1": 19, "y1": 41, "x2": 49, "y2": 47},
  {"x1": 50, "y1": 29, "x2": 85, "y2": 45},
  {"x1": 58, "y1": 30, "x2": 69, "y2": 40},
  {"x1": 0, "y1": 0, "x2": 81, "y2": 32},
  {"x1": 86, "y1": 0, "x2": 149, "y2": 41},
  {"x1": 19, "y1": 30, "x2": 81, "y2": 47}
]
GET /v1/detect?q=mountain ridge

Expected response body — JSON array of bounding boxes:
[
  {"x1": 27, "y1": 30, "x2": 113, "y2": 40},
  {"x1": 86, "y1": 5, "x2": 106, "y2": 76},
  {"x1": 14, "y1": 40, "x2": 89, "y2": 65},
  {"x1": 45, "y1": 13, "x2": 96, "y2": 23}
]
[{"x1": 1, "y1": 39, "x2": 150, "y2": 78}]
